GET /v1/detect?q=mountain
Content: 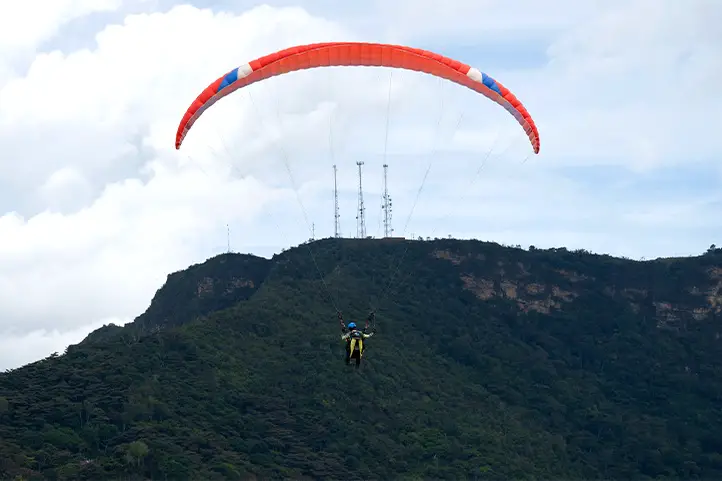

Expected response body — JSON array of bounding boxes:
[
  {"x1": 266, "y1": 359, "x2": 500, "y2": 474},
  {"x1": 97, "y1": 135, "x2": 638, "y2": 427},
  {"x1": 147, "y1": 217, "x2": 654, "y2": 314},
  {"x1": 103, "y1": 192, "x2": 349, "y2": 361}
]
[
  {"x1": 1, "y1": 238, "x2": 721, "y2": 481},
  {"x1": 78, "y1": 253, "x2": 271, "y2": 345}
]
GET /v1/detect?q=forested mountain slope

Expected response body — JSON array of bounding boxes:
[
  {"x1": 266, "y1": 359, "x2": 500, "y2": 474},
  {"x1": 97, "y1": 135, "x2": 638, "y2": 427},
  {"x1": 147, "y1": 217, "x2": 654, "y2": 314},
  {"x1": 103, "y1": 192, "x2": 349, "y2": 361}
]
[
  {"x1": 1, "y1": 238, "x2": 721, "y2": 480},
  {"x1": 78, "y1": 253, "x2": 271, "y2": 345}
]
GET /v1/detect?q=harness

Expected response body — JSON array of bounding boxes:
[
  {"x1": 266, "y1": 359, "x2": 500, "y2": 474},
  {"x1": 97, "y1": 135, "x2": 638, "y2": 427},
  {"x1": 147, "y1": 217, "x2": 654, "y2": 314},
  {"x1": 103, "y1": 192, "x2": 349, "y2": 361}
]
[
  {"x1": 347, "y1": 329, "x2": 365, "y2": 357},
  {"x1": 348, "y1": 329, "x2": 364, "y2": 351}
]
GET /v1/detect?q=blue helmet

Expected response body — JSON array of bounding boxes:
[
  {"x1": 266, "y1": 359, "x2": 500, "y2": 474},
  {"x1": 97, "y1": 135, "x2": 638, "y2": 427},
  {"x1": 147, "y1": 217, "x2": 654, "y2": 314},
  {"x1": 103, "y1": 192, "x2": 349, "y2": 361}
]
[{"x1": 347, "y1": 322, "x2": 357, "y2": 329}]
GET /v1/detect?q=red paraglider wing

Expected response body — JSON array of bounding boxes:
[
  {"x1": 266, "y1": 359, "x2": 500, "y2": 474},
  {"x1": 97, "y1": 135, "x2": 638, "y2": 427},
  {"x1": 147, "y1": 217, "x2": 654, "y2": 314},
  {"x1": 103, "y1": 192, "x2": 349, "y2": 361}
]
[{"x1": 175, "y1": 42, "x2": 540, "y2": 154}]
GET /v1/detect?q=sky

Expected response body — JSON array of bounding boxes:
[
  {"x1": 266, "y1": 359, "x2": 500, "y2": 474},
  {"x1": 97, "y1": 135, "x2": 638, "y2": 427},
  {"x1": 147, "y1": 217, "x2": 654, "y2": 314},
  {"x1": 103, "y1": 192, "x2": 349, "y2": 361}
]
[{"x1": 0, "y1": 0, "x2": 720, "y2": 370}]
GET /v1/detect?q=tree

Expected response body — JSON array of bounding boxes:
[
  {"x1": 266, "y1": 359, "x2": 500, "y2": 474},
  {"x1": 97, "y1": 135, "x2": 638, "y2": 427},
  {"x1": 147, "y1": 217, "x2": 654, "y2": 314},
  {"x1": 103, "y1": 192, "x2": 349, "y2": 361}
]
[{"x1": 126, "y1": 440, "x2": 149, "y2": 468}]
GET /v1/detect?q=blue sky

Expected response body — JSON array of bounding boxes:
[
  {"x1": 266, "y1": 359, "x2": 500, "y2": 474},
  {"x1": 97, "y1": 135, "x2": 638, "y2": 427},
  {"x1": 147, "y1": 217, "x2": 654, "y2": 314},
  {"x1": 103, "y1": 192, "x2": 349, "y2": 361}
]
[{"x1": 0, "y1": 0, "x2": 720, "y2": 369}]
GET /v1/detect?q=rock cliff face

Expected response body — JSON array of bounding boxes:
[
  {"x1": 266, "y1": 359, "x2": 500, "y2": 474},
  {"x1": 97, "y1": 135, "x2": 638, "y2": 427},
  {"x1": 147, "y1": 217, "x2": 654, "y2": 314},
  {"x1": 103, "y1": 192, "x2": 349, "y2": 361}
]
[{"x1": 433, "y1": 245, "x2": 722, "y2": 331}]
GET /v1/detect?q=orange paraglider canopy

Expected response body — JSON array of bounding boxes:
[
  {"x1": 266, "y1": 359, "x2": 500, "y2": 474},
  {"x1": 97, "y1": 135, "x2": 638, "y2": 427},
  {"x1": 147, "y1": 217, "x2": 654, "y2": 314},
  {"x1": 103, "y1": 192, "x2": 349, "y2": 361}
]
[{"x1": 175, "y1": 42, "x2": 540, "y2": 154}]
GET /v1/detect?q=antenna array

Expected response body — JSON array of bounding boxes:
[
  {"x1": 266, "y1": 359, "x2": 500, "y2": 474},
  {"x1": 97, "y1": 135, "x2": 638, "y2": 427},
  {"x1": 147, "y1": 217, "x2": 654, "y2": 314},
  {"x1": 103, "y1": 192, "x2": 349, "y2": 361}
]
[
  {"x1": 382, "y1": 163, "x2": 393, "y2": 237},
  {"x1": 356, "y1": 161, "x2": 366, "y2": 238},
  {"x1": 333, "y1": 164, "x2": 340, "y2": 238}
]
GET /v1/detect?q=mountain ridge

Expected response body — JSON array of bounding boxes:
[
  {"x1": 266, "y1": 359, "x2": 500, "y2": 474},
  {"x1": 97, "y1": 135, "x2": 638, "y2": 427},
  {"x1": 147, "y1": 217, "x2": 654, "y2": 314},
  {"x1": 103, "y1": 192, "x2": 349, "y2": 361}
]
[{"x1": 1, "y1": 238, "x2": 721, "y2": 480}]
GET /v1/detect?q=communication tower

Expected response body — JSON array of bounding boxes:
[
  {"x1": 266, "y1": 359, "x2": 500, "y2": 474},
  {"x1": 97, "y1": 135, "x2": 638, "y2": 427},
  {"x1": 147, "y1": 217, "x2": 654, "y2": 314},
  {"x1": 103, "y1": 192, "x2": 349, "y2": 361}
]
[
  {"x1": 382, "y1": 164, "x2": 393, "y2": 237},
  {"x1": 333, "y1": 164, "x2": 340, "y2": 238},
  {"x1": 356, "y1": 161, "x2": 366, "y2": 238},
  {"x1": 226, "y1": 224, "x2": 230, "y2": 253}
]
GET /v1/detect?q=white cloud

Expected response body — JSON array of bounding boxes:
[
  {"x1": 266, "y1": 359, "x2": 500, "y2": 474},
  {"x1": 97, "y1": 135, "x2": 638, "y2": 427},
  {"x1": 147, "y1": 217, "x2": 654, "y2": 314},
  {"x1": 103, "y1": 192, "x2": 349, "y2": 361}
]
[
  {"x1": 0, "y1": 317, "x2": 124, "y2": 371},
  {"x1": 0, "y1": 0, "x2": 122, "y2": 83},
  {"x1": 0, "y1": 0, "x2": 720, "y2": 370},
  {"x1": 0, "y1": 0, "x2": 121, "y2": 49}
]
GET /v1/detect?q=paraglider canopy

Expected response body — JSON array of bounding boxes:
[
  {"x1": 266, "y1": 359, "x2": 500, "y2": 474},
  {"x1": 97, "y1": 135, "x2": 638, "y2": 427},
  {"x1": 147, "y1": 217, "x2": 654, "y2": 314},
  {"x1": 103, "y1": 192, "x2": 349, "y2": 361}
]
[{"x1": 175, "y1": 42, "x2": 540, "y2": 154}]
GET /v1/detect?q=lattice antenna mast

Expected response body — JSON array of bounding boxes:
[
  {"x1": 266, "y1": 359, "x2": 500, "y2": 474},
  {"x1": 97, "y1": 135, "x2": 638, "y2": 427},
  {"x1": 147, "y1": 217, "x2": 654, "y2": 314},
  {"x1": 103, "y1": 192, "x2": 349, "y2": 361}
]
[
  {"x1": 356, "y1": 161, "x2": 366, "y2": 238},
  {"x1": 333, "y1": 164, "x2": 340, "y2": 238},
  {"x1": 382, "y1": 163, "x2": 393, "y2": 237},
  {"x1": 226, "y1": 224, "x2": 231, "y2": 253}
]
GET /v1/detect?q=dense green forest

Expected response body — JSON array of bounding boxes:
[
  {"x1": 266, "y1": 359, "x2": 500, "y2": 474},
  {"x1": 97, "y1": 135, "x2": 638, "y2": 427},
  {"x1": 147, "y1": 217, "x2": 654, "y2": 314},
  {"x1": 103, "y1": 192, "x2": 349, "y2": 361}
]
[{"x1": 1, "y1": 238, "x2": 722, "y2": 480}]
